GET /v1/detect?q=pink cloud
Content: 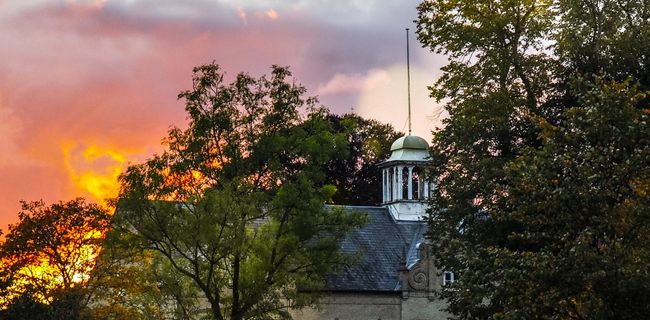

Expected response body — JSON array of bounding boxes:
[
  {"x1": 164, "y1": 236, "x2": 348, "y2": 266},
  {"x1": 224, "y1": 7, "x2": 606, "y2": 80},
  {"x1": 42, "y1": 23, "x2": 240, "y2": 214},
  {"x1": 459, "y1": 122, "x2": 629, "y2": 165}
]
[
  {"x1": 317, "y1": 69, "x2": 390, "y2": 96},
  {"x1": 0, "y1": 0, "x2": 443, "y2": 232},
  {"x1": 238, "y1": 8, "x2": 247, "y2": 23},
  {"x1": 317, "y1": 73, "x2": 367, "y2": 95},
  {"x1": 0, "y1": 165, "x2": 70, "y2": 230},
  {"x1": 0, "y1": 103, "x2": 25, "y2": 166}
]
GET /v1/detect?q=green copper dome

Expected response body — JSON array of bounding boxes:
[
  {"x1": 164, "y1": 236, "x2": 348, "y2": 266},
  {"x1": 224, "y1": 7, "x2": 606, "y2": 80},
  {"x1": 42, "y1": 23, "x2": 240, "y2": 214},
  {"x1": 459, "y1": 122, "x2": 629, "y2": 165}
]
[{"x1": 390, "y1": 135, "x2": 429, "y2": 151}]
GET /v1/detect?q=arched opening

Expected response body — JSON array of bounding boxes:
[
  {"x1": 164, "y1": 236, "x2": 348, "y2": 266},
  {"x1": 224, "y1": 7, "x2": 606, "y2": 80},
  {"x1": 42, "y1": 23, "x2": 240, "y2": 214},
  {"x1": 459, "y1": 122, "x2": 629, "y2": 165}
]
[
  {"x1": 382, "y1": 169, "x2": 387, "y2": 202},
  {"x1": 402, "y1": 167, "x2": 409, "y2": 200},
  {"x1": 388, "y1": 169, "x2": 393, "y2": 202},
  {"x1": 412, "y1": 166, "x2": 421, "y2": 199}
]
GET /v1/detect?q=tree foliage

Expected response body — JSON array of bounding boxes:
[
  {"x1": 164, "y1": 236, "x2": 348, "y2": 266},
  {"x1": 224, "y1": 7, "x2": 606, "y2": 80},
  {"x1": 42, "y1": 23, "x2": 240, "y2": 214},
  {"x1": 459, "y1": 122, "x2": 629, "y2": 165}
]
[
  {"x1": 0, "y1": 294, "x2": 51, "y2": 320},
  {"x1": 0, "y1": 198, "x2": 110, "y2": 318},
  {"x1": 114, "y1": 64, "x2": 366, "y2": 320},
  {"x1": 501, "y1": 79, "x2": 649, "y2": 319},
  {"x1": 325, "y1": 114, "x2": 403, "y2": 205},
  {"x1": 417, "y1": 0, "x2": 650, "y2": 318},
  {"x1": 85, "y1": 234, "x2": 188, "y2": 320}
]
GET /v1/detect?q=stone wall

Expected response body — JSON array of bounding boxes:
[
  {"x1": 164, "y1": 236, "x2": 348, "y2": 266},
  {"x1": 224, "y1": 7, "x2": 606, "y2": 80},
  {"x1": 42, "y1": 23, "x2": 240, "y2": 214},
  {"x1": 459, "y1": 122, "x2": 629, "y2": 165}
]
[
  {"x1": 291, "y1": 292, "x2": 401, "y2": 320},
  {"x1": 291, "y1": 291, "x2": 450, "y2": 320},
  {"x1": 400, "y1": 292, "x2": 450, "y2": 320}
]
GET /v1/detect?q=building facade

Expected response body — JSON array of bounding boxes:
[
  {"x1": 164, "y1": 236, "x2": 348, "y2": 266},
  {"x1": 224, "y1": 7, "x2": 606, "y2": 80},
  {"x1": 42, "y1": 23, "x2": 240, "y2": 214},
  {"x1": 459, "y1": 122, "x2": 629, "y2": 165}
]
[{"x1": 293, "y1": 135, "x2": 451, "y2": 320}]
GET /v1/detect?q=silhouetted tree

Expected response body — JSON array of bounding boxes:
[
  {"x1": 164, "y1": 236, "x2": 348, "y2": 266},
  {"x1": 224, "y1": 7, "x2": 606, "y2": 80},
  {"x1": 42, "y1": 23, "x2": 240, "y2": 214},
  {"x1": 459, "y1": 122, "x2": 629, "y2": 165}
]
[
  {"x1": 0, "y1": 199, "x2": 109, "y2": 310},
  {"x1": 325, "y1": 114, "x2": 403, "y2": 205}
]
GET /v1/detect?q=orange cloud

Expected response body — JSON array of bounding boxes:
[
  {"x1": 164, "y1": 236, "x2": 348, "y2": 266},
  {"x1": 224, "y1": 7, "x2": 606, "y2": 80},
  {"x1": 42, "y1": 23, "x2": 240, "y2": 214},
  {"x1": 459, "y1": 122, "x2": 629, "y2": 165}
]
[
  {"x1": 65, "y1": 0, "x2": 108, "y2": 9},
  {"x1": 254, "y1": 8, "x2": 279, "y2": 21},
  {"x1": 62, "y1": 144, "x2": 138, "y2": 205},
  {"x1": 265, "y1": 9, "x2": 279, "y2": 20}
]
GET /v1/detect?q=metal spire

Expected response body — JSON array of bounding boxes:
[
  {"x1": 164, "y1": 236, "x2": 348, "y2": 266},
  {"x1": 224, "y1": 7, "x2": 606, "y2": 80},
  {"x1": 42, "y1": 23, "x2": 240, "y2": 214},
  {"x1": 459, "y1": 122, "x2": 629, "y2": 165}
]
[{"x1": 406, "y1": 28, "x2": 412, "y2": 135}]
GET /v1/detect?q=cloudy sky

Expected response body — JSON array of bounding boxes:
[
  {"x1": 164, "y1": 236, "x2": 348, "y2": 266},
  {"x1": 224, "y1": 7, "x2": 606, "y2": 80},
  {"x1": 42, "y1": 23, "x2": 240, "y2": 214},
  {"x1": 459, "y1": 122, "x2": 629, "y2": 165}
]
[{"x1": 0, "y1": 0, "x2": 446, "y2": 230}]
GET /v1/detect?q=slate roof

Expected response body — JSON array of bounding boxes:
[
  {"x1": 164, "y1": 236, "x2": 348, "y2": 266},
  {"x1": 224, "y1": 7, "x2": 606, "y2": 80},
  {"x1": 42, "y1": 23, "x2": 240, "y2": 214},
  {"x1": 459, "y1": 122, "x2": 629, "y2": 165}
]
[{"x1": 325, "y1": 205, "x2": 426, "y2": 292}]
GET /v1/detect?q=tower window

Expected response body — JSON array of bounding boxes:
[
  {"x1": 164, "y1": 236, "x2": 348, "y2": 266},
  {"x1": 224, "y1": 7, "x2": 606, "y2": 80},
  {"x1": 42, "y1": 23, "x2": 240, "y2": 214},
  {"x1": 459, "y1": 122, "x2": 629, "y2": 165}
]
[{"x1": 443, "y1": 271, "x2": 456, "y2": 286}]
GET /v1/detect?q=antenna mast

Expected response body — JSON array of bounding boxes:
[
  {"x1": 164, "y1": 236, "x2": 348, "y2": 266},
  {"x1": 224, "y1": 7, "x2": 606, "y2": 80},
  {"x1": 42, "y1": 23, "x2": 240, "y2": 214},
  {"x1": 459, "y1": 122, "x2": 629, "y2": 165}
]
[{"x1": 406, "y1": 28, "x2": 412, "y2": 135}]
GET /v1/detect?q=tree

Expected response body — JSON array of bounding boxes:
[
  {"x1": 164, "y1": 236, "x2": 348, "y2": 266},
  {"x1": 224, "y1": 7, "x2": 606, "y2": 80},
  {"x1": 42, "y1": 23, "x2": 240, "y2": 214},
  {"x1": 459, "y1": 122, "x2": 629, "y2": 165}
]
[
  {"x1": 416, "y1": 0, "x2": 650, "y2": 318},
  {"x1": 114, "y1": 64, "x2": 366, "y2": 320},
  {"x1": 501, "y1": 79, "x2": 650, "y2": 319},
  {"x1": 0, "y1": 198, "x2": 110, "y2": 318},
  {"x1": 555, "y1": 0, "x2": 650, "y2": 89},
  {"x1": 325, "y1": 114, "x2": 403, "y2": 205},
  {"x1": 0, "y1": 294, "x2": 50, "y2": 320},
  {"x1": 85, "y1": 235, "x2": 185, "y2": 320}
]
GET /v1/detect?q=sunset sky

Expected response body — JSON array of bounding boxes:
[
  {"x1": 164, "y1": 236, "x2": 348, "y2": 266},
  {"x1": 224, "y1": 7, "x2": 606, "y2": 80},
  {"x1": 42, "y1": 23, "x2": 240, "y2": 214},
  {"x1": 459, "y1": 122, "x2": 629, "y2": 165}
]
[{"x1": 0, "y1": 0, "x2": 446, "y2": 231}]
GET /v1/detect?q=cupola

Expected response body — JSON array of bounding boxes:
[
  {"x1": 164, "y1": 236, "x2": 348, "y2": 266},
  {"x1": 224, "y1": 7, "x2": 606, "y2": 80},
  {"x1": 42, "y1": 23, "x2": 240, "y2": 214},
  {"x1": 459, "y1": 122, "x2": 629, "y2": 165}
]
[{"x1": 378, "y1": 134, "x2": 432, "y2": 221}]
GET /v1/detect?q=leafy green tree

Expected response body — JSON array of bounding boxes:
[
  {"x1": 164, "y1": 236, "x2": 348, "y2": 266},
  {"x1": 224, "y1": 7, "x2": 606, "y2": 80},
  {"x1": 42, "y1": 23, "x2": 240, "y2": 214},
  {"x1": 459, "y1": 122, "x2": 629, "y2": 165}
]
[
  {"x1": 0, "y1": 198, "x2": 110, "y2": 318},
  {"x1": 555, "y1": 0, "x2": 650, "y2": 88},
  {"x1": 86, "y1": 235, "x2": 183, "y2": 320},
  {"x1": 416, "y1": 2, "x2": 556, "y2": 316},
  {"x1": 416, "y1": 0, "x2": 650, "y2": 318},
  {"x1": 114, "y1": 64, "x2": 366, "y2": 320},
  {"x1": 325, "y1": 114, "x2": 403, "y2": 205},
  {"x1": 500, "y1": 79, "x2": 650, "y2": 319}
]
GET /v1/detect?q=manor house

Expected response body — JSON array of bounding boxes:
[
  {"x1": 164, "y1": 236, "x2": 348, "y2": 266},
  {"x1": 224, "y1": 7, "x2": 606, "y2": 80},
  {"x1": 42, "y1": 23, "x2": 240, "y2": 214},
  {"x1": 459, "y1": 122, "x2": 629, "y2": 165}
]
[{"x1": 293, "y1": 134, "x2": 451, "y2": 320}]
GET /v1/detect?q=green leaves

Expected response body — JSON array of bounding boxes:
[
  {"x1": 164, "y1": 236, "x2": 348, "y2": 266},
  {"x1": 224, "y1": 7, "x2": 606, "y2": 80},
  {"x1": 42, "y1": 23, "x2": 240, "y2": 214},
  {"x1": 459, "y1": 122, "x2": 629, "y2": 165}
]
[
  {"x1": 113, "y1": 64, "x2": 365, "y2": 320},
  {"x1": 418, "y1": 0, "x2": 650, "y2": 318},
  {"x1": 323, "y1": 114, "x2": 403, "y2": 205}
]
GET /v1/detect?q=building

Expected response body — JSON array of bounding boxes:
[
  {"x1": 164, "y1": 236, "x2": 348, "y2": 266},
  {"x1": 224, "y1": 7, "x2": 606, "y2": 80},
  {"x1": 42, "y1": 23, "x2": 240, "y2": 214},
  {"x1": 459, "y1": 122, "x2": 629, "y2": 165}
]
[{"x1": 293, "y1": 134, "x2": 451, "y2": 320}]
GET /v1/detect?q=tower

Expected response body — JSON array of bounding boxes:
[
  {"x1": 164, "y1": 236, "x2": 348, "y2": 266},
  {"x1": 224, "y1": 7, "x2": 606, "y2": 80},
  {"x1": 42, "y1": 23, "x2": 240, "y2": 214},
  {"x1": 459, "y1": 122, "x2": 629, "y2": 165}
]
[{"x1": 378, "y1": 134, "x2": 432, "y2": 221}]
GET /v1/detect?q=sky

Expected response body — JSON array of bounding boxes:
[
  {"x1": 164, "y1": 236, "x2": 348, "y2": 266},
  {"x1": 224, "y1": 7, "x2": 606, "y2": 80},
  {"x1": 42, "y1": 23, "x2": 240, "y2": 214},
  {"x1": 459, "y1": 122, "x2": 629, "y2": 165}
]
[{"x1": 0, "y1": 0, "x2": 447, "y2": 231}]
